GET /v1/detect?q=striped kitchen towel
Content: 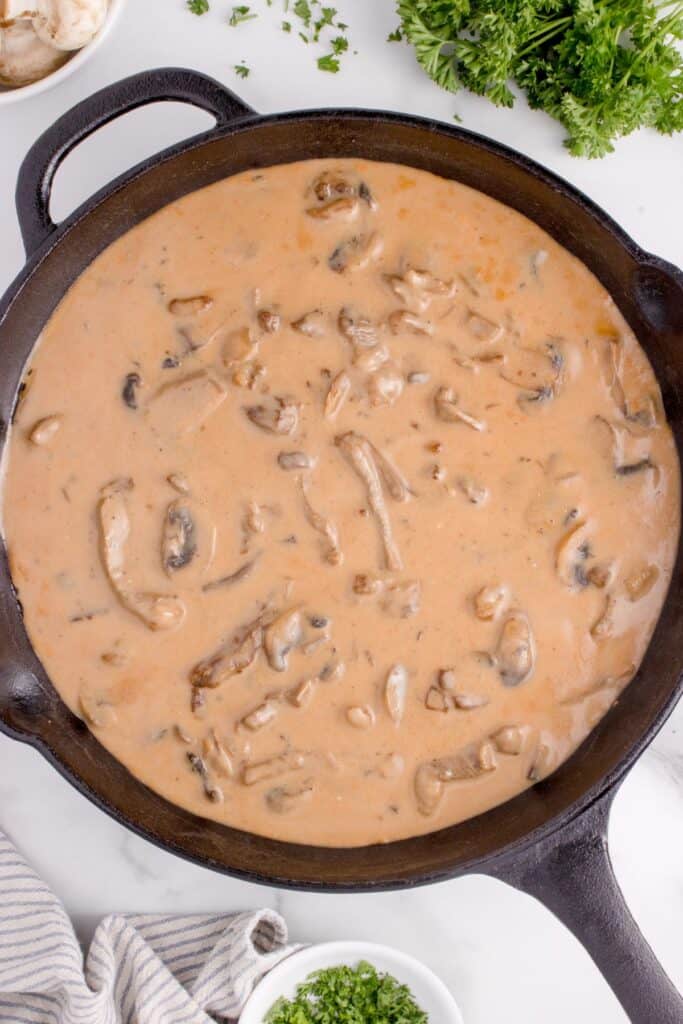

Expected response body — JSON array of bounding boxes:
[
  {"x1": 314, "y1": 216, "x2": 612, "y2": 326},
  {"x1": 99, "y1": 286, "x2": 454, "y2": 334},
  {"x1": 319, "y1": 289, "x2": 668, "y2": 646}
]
[{"x1": 0, "y1": 829, "x2": 297, "y2": 1023}]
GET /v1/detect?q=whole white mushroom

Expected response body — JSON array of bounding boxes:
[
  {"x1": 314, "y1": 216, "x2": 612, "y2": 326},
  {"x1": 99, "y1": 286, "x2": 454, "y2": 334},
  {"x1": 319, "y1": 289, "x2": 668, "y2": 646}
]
[
  {"x1": 1, "y1": 0, "x2": 107, "y2": 52},
  {"x1": 0, "y1": 19, "x2": 66, "y2": 86}
]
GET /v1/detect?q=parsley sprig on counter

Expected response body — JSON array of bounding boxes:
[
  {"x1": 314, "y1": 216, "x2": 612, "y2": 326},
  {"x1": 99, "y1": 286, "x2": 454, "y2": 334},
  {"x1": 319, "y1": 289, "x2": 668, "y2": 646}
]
[
  {"x1": 397, "y1": 0, "x2": 683, "y2": 157},
  {"x1": 265, "y1": 961, "x2": 429, "y2": 1024}
]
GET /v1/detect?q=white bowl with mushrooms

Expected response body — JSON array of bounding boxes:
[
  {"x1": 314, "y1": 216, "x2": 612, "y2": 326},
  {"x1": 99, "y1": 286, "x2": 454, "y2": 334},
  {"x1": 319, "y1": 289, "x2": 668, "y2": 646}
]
[{"x1": 0, "y1": 0, "x2": 125, "y2": 102}]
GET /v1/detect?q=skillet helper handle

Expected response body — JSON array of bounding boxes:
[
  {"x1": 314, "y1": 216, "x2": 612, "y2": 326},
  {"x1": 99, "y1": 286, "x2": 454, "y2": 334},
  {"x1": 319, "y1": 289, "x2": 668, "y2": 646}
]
[
  {"x1": 15, "y1": 67, "x2": 254, "y2": 257},
  {"x1": 495, "y1": 791, "x2": 682, "y2": 1023}
]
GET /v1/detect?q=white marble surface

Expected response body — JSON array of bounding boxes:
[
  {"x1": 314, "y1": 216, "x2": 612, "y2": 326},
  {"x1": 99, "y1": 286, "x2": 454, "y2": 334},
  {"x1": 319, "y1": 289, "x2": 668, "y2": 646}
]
[{"x1": 0, "y1": 2, "x2": 682, "y2": 1021}]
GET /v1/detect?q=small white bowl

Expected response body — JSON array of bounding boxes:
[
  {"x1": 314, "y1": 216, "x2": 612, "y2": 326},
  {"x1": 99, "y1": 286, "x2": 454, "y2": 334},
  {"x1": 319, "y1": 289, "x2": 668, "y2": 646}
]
[
  {"x1": 0, "y1": 0, "x2": 126, "y2": 105},
  {"x1": 240, "y1": 940, "x2": 464, "y2": 1023}
]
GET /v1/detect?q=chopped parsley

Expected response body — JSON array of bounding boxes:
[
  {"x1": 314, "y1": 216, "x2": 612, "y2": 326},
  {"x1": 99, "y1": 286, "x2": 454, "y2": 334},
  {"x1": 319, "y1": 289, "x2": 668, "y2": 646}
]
[
  {"x1": 317, "y1": 53, "x2": 340, "y2": 72},
  {"x1": 330, "y1": 34, "x2": 348, "y2": 55},
  {"x1": 228, "y1": 4, "x2": 256, "y2": 26},
  {"x1": 185, "y1": 0, "x2": 353, "y2": 78},
  {"x1": 387, "y1": 27, "x2": 402, "y2": 43},
  {"x1": 293, "y1": 0, "x2": 312, "y2": 27},
  {"x1": 265, "y1": 961, "x2": 429, "y2": 1024}
]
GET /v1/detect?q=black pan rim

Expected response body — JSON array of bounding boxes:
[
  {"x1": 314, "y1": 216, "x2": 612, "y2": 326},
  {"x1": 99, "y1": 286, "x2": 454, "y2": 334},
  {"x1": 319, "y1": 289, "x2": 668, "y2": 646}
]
[{"x1": 1, "y1": 101, "x2": 681, "y2": 889}]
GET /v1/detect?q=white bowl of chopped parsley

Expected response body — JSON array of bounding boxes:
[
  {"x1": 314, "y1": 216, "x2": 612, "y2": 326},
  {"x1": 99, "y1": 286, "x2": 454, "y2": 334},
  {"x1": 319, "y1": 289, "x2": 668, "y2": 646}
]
[{"x1": 239, "y1": 941, "x2": 463, "y2": 1023}]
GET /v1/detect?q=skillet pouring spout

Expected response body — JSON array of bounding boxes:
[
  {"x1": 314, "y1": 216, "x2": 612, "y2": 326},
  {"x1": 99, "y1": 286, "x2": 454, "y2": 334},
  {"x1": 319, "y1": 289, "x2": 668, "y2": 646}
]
[{"x1": 1, "y1": 68, "x2": 682, "y2": 1024}]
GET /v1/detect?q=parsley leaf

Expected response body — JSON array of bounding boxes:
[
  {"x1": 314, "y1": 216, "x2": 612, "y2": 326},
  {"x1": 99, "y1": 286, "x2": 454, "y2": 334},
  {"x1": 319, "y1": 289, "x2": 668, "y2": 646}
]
[
  {"x1": 228, "y1": 4, "x2": 256, "y2": 26},
  {"x1": 234, "y1": 63, "x2": 250, "y2": 78},
  {"x1": 318, "y1": 53, "x2": 341, "y2": 72},
  {"x1": 293, "y1": 0, "x2": 312, "y2": 27},
  {"x1": 398, "y1": 0, "x2": 683, "y2": 157},
  {"x1": 331, "y1": 34, "x2": 348, "y2": 55},
  {"x1": 265, "y1": 961, "x2": 428, "y2": 1024},
  {"x1": 387, "y1": 27, "x2": 403, "y2": 42},
  {"x1": 186, "y1": 0, "x2": 209, "y2": 13}
]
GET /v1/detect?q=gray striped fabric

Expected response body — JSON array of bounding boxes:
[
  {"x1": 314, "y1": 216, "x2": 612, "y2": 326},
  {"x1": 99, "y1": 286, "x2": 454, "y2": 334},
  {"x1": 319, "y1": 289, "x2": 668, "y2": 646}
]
[{"x1": 0, "y1": 829, "x2": 297, "y2": 1023}]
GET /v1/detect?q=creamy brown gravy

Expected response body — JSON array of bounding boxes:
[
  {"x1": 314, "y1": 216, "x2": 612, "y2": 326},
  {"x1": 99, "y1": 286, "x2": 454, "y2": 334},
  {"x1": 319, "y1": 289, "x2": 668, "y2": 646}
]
[{"x1": 2, "y1": 159, "x2": 679, "y2": 847}]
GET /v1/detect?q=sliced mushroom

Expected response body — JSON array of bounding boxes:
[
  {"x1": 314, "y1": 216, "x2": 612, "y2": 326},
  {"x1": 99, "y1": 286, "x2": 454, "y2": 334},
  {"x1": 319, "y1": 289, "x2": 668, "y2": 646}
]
[
  {"x1": 455, "y1": 476, "x2": 489, "y2": 505},
  {"x1": 324, "y1": 371, "x2": 351, "y2": 420},
  {"x1": 381, "y1": 579, "x2": 421, "y2": 618},
  {"x1": 161, "y1": 500, "x2": 197, "y2": 574},
  {"x1": 121, "y1": 372, "x2": 142, "y2": 410},
  {"x1": 245, "y1": 397, "x2": 298, "y2": 435},
  {"x1": 452, "y1": 692, "x2": 490, "y2": 710},
  {"x1": 407, "y1": 371, "x2": 431, "y2": 385},
  {"x1": 367, "y1": 366, "x2": 404, "y2": 407},
  {"x1": 306, "y1": 196, "x2": 359, "y2": 221},
  {"x1": 291, "y1": 310, "x2": 327, "y2": 337},
  {"x1": 232, "y1": 360, "x2": 266, "y2": 390},
  {"x1": 79, "y1": 690, "x2": 117, "y2": 729},
  {"x1": 202, "y1": 729, "x2": 234, "y2": 777},
  {"x1": 338, "y1": 308, "x2": 378, "y2": 349},
  {"x1": 425, "y1": 686, "x2": 450, "y2": 712},
  {"x1": 190, "y1": 613, "x2": 266, "y2": 688},
  {"x1": 278, "y1": 451, "x2": 315, "y2": 471},
  {"x1": 494, "y1": 611, "x2": 535, "y2": 686},
  {"x1": 264, "y1": 607, "x2": 303, "y2": 672},
  {"x1": 346, "y1": 705, "x2": 376, "y2": 729},
  {"x1": 242, "y1": 750, "x2": 305, "y2": 786},
  {"x1": 527, "y1": 737, "x2": 554, "y2": 782},
  {"x1": 168, "y1": 295, "x2": 212, "y2": 318},
  {"x1": 266, "y1": 782, "x2": 313, "y2": 813},
  {"x1": 434, "y1": 386, "x2": 486, "y2": 431},
  {"x1": 287, "y1": 677, "x2": 316, "y2": 708},
  {"x1": 591, "y1": 593, "x2": 617, "y2": 641},
  {"x1": 437, "y1": 668, "x2": 457, "y2": 693},
  {"x1": 98, "y1": 488, "x2": 186, "y2": 631},
  {"x1": 221, "y1": 326, "x2": 258, "y2": 367},
  {"x1": 241, "y1": 699, "x2": 279, "y2": 731},
  {"x1": 555, "y1": 519, "x2": 592, "y2": 588},
  {"x1": 257, "y1": 309, "x2": 281, "y2": 333},
  {"x1": 368, "y1": 442, "x2": 411, "y2": 502},
  {"x1": 300, "y1": 476, "x2": 342, "y2": 566},
  {"x1": 385, "y1": 663, "x2": 408, "y2": 724},
  {"x1": 500, "y1": 342, "x2": 562, "y2": 399},
  {"x1": 336, "y1": 431, "x2": 403, "y2": 571},
  {"x1": 492, "y1": 725, "x2": 526, "y2": 755},
  {"x1": 353, "y1": 343, "x2": 390, "y2": 374},
  {"x1": 329, "y1": 232, "x2": 383, "y2": 273},
  {"x1": 473, "y1": 584, "x2": 508, "y2": 621},
  {"x1": 415, "y1": 740, "x2": 497, "y2": 816},
  {"x1": 384, "y1": 267, "x2": 455, "y2": 312},
  {"x1": 625, "y1": 564, "x2": 659, "y2": 601},
  {"x1": 387, "y1": 310, "x2": 433, "y2": 336},
  {"x1": 466, "y1": 312, "x2": 503, "y2": 345},
  {"x1": 310, "y1": 169, "x2": 357, "y2": 201},
  {"x1": 146, "y1": 371, "x2": 226, "y2": 436},
  {"x1": 28, "y1": 413, "x2": 61, "y2": 446},
  {"x1": 187, "y1": 751, "x2": 223, "y2": 802}
]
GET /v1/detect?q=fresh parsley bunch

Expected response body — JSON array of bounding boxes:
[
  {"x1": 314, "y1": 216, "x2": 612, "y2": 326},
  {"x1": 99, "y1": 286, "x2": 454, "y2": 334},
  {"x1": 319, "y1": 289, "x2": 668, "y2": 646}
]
[
  {"x1": 265, "y1": 960, "x2": 429, "y2": 1023},
  {"x1": 397, "y1": 0, "x2": 683, "y2": 157}
]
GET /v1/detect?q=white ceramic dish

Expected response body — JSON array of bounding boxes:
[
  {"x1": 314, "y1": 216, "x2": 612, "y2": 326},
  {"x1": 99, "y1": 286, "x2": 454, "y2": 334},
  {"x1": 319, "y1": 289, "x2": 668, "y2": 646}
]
[
  {"x1": 0, "y1": 0, "x2": 126, "y2": 105},
  {"x1": 240, "y1": 940, "x2": 464, "y2": 1023}
]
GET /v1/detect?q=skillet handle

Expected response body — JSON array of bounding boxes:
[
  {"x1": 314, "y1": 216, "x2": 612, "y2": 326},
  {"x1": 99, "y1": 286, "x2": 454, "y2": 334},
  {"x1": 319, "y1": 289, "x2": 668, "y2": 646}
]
[
  {"x1": 15, "y1": 67, "x2": 254, "y2": 257},
  {"x1": 491, "y1": 790, "x2": 682, "y2": 1022}
]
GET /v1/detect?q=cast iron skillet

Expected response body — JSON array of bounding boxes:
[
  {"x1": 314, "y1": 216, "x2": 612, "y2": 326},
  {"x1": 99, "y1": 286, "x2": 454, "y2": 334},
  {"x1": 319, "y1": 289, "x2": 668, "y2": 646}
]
[{"x1": 0, "y1": 68, "x2": 681, "y2": 1022}]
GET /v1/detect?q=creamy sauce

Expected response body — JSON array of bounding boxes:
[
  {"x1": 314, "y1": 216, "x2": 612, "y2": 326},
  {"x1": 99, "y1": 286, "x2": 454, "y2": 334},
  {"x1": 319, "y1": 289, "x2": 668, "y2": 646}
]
[{"x1": 2, "y1": 159, "x2": 679, "y2": 847}]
